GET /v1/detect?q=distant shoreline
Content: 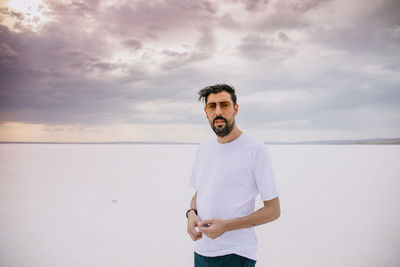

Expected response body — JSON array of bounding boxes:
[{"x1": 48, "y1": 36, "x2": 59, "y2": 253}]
[{"x1": 1, "y1": 138, "x2": 399, "y2": 145}]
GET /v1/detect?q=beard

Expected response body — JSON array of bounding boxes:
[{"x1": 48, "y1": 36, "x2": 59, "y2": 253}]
[{"x1": 210, "y1": 116, "x2": 235, "y2": 137}]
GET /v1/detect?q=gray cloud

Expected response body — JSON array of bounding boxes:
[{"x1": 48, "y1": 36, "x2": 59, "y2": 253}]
[
  {"x1": 94, "y1": 0, "x2": 217, "y2": 40},
  {"x1": 278, "y1": 32, "x2": 290, "y2": 42},
  {"x1": 237, "y1": 33, "x2": 294, "y2": 60},
  {"x1": 255, "y1": 0, "x2": 331, "y2": 31},
  {"x1": 224, "y1": 0, "x2": 270, "y2": 12},
  {"x1": 0, "y1": 0, "x2": 399, "y2": 141},
  {"x1": 311, "y1": 0, "x2": 400, "y2": 56},
  {"x1": 238, "y1": 34, "x2": 274, "y2": 59},
  {"x1": 0, "y1": 42, "x2": 18, "y2": 57},
  {"x1": 196, "y1": 27, "x2": 216, "y2": 50},
  {"x1": 122, "y1": 39, "x2": 142, "y2": 50}
]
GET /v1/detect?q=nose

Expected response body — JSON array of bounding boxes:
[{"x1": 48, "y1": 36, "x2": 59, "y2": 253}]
[{"x1": 215, "y1": 104, "x2": 222, "y2": 116}]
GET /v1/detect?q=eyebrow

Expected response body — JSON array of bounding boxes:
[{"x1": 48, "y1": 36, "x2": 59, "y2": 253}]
[{"x1": 207, "y1": 101, "x2": 231, "y2": 104}]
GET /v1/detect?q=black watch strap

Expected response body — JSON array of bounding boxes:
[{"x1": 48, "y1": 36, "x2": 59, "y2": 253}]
[{"x1": 186, "y1": 208, "x2": 197, "y2": 218}]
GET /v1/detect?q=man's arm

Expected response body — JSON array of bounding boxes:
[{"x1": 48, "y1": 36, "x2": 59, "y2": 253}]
[
  {"x1": 187, "y1": 191, "x2": 203, "y2": 241},
  {"x1": 199, "y1": 197, "x2": 280, "y2": 239}
]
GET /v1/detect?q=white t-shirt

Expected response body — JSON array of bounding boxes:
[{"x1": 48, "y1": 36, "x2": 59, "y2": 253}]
[{"x1": 189, "y1": 132, "x2": 278, "y2": 261}]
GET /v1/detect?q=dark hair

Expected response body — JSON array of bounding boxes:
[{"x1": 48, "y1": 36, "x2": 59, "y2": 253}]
[{"x1": 198, "y1": 84, "x2": 237, "y2": 105}]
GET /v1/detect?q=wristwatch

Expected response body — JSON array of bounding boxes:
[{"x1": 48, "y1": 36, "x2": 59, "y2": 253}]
[{"x1": 186, "y1": 208, "x2": 197, "y2": 218}]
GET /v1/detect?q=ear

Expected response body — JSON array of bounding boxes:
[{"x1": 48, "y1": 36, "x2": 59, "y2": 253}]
[{"x1": 234, "y1": 104, "x2": 239, "y2": 116}]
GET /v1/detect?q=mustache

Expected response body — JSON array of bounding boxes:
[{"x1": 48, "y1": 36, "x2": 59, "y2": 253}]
[{"x1": 213, "y1": 116, "x2": 227, "y2": 124}]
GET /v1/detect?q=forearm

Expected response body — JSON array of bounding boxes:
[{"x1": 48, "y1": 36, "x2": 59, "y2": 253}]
[
  {"x1": 187, "y1": 192, "x2": 198, "y2": 219},
  {"x1": 225, "y1": 197, "x2": 280, "y2": 231},
  {"x1": 187, "y1": 192, "x2": 202, "y2": 241},
  {"x1": 190, "y1": 192, "x2": 197, "y2": 209}
]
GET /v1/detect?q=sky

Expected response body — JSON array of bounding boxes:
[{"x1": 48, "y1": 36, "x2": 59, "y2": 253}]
[{"x1": 0, "y1": 0, "x2": 399, "y2": 143}]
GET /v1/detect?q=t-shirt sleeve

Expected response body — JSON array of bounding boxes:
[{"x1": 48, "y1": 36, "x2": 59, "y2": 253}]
[{"x1": 252, "y1": 145, "x2": 278, "y2": 201}]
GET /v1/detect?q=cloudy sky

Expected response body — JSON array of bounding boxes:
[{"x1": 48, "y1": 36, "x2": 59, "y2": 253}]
[{"x1": 0, "y1": 0, "x2": 399, "y2": 142}]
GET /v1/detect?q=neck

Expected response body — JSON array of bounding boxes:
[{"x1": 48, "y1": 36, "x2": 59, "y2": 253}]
[{"x1": 217, "y1": 125, "x2": 242, "y2": 144}]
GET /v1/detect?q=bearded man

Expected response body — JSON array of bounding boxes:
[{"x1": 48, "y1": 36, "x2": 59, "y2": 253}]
[{"x1": 186, "y1": 84, "x2": 280, "y2": 267}]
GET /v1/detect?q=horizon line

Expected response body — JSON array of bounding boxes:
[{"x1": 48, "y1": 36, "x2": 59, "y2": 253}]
[{"x1": 0, "y1": 137, "x2": 399, "y2": 145}]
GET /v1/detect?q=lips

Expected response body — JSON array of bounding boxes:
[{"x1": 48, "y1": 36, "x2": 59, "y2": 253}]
[{"x1": 213, "y1": 116, "x2": 227, "y2": 125}]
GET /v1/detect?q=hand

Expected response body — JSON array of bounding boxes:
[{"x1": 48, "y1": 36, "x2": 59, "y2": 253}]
[
  {"x1": 187, "y1": 211, "x2": 202, "y2": 241},
  {"x1": 198, "y1": 219, "x2": 227, "y2": 239}
]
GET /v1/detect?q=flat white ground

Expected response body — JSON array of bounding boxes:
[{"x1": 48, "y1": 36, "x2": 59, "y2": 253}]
[{"x1": 0, "y1": 144, "x2": 399, "y2": 267}]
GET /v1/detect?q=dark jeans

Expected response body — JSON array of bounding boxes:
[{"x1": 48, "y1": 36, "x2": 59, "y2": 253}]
[{"x1": 194, "y1": 252, "x2": 256, "y2": 267}]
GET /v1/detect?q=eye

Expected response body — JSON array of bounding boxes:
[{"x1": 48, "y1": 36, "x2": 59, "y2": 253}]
[
  {"x1": 207, "y1": 103, "x2": 216, "y2": 109},
  {"x1": 220, "y1": 102, "x2": 229, "y2": 108}
]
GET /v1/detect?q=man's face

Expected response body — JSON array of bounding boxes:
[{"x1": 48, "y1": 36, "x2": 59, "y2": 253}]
[{"x1": 204, "y1": 91, "x2": 238, "y2": 137}]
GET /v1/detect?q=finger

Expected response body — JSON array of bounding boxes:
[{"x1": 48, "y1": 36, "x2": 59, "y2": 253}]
[
  {"x1": 191, "y1": 230, "x2": 202, "y2": 240},
  {"x1": 199, "y1": 226, "x2": 210, "y2": 234},
  {"x1": 193, "y1": 226, "x2": 204, "y2": 236},
  {"x1": 189, "y1": 228, "x2": 202, "y2": 241},
  {"x1": 195, "y1": 230, "x2": 202, "y2": 236},
  {"x1": 190, "y1": 228, "x2": 199, "y2": 238},
  {"x1": 199, "y1": 219, "x2": 213, "y2": 227},
  {"x1": 194, "y1": 232, "x2": 202, "y2": 240},
  {"x1": 199, "y1": 223, "x2": 212, "y2": 231},
  {"x1": 188, "y1": 226, "x2": 199, "y2": 240}
]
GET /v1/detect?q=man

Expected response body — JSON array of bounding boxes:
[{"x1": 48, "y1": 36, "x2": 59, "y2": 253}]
[{"x1": 186, "y1": 84, "x2": 280, "y2": 267}]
